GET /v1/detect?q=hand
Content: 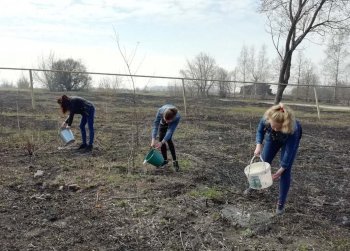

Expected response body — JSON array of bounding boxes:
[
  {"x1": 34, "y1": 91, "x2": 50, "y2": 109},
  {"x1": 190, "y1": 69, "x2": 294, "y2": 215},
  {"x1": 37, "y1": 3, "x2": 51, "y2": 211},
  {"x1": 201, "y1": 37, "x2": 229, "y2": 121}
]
[
  {"x1": 61, "y1": 122, "x2": 68, "y2": 129},
  {"x1": 151, "y1": 139, "x2": 156, "y2": 148},
  {"x1": 254, "y1": 144, "x2": 262, "y2": 156},
  {"x1": 155, "y1": 142, "x2": 163, "y2": 149},
  {"x1": 272, "y1": 173, "x2": 281, "y2": 181},
  {"x1": 272, "y1": 167, "x2": 285, "y2": 181}
]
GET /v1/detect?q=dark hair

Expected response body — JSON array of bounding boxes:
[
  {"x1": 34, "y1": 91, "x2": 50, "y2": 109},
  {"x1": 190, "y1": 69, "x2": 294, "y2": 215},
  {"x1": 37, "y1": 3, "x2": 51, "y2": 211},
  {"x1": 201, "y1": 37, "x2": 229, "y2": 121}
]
[
  {"x1": 57, "y1": 95, "x2": 71, "y2": 114},
  {"x1": 164, "y1": 108, "x2": 178, "y2": 120}
]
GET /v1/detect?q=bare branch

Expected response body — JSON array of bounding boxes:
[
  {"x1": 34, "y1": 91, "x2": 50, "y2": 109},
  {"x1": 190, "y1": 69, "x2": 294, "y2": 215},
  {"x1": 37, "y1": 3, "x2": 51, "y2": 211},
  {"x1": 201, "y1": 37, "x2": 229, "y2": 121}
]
[{"x1": 259, "y1": 0, "x2": 350, "y2": 103}]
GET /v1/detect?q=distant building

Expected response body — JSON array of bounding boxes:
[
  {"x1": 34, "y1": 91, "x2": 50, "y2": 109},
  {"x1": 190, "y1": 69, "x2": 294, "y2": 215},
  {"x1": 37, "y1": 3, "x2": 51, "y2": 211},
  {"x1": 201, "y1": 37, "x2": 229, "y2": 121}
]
[{"x1": 240, "y1": 83, "x2": 273, "y2": 98}]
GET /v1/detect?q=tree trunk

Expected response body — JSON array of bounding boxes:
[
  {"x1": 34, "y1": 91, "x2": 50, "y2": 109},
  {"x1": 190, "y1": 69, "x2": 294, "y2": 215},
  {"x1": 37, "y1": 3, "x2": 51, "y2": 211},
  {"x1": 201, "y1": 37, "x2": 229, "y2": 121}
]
[
  {"x1": 274, "y1": 53, "x2": 292, "y2": 104},
  {"x1": 274, "y1": 84, "x2": 287, "y2": 104}
]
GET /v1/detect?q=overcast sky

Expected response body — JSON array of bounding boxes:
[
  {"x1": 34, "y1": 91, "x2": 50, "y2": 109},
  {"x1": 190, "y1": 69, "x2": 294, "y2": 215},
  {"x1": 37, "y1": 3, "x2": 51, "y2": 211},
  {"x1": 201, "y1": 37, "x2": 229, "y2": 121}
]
[{"x1": 0, "y1": 0, "x2": 325, "y2": 87}]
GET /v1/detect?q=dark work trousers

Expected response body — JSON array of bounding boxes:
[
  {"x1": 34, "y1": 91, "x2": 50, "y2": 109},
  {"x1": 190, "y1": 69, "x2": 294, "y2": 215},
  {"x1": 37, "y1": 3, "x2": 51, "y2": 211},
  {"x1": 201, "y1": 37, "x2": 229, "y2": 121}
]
[
  {"x1": 159, "y1": 122, "x2": 177, "y2": 161},
  {"x1": 79, "y1": 106, "x2": 95, "y2": 146}
]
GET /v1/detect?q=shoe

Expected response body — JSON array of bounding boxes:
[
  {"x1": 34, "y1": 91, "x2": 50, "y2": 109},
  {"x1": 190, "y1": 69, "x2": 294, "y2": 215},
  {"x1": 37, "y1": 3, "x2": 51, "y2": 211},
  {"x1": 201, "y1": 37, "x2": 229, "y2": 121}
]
[
  {"x1": 77, "y1": 143, "x2": 87, "y2": 150},
  {"x1": 173, "y1": 160, "x2": 180, "y2": 172},
  {"x1": 276, "y1": 204, "x2": 285, "y2": 215},
  {"x1": 84, "y1": 145, "x2": 93, "y2": 152},
  {"x1": 159, "y1": 160, "x2": 168, "y2": 169},
  {"x1": 243, "y1": 187, "x2": 252, "y2": 196}
]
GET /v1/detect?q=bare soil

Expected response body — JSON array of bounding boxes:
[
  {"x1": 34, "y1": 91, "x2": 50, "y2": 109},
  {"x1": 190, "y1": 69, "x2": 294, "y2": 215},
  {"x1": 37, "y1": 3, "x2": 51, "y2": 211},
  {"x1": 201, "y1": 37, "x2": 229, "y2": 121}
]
[{"x1": 0, "y1": 90, "x2": 349, "y2": 251}]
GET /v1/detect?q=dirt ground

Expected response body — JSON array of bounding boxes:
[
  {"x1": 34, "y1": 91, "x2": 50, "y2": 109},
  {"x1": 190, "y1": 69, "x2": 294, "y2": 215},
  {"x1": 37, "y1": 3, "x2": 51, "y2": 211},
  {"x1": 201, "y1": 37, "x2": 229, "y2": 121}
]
[{"x1": 0, "y1": 89, "x2": 349, "y2": 251}]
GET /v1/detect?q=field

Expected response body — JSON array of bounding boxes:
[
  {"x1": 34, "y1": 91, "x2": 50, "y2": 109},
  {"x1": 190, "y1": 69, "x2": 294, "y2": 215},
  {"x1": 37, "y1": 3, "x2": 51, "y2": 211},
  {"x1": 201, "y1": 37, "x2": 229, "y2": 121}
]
[{"x1": 0, "y1": 89, "x2": 349, "y2": 250}]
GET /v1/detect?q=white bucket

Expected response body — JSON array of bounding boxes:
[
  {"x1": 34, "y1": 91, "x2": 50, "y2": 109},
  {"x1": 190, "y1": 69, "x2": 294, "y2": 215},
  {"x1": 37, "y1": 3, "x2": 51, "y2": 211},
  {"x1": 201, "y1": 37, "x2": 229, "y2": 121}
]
[
  {"x1": 244, "y1": 156, "x2": 273, "y2": 190},
  {"x1": 59, "y1": 128, "x2": 75, "y2": 145}
]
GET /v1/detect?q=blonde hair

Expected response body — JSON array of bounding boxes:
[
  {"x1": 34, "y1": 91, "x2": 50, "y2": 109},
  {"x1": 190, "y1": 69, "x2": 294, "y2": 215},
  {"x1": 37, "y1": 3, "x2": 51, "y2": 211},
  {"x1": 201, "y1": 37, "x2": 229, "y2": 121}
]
[
  {"x1": 164, "y1": 108, "x2": 178, "y2": 120},
  {"x1": 264, "y1": 103, "x2": 295, "y2": 134}
]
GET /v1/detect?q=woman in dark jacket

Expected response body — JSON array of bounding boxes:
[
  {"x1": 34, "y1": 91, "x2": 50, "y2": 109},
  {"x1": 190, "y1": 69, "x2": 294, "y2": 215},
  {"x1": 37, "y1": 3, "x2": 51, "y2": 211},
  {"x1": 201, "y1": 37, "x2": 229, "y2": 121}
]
[{"x1": 57, "y1": 95, "x2": 95, "y2": 151}]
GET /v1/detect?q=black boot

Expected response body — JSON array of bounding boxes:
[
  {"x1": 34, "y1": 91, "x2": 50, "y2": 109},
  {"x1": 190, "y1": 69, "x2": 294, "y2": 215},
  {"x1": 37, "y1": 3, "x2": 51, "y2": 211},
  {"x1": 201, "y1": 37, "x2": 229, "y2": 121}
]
[
  {"x1": 85, "y1": 145, "x2": 93, "y2": 152},
  {"x1": 77, "y1": 143, "x2": 87, "y2": 150},
  {"x1": 159, "y1": 160, "x2": 168, "y2": 169},
  {"x1": 276, "y1": 203, "x2": 285, "y2": 215},
  {"x1": 173, "y1": 160, "x2": 180, "y2": 172}
]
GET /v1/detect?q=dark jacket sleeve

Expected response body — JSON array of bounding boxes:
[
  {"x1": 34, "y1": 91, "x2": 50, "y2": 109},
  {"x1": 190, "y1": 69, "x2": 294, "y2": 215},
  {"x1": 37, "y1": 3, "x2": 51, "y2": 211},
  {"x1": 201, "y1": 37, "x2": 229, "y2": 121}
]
[
  {"x1": 64, "y1": 97, "x2": 93, "y2": 126},
  {"x1": 65, "y1": 113, "x2": 75, "y2": 126}
]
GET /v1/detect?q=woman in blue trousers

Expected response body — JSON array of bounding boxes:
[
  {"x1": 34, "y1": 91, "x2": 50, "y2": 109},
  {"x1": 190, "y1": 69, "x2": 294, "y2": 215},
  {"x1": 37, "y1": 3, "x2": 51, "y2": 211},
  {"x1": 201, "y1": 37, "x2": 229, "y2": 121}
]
[
  {"x1": 57, "y1": 95, "x2": 95, "y2": 152},
  {"x1": 246, "y1": 103, "x2": 302, "y2": 215}
]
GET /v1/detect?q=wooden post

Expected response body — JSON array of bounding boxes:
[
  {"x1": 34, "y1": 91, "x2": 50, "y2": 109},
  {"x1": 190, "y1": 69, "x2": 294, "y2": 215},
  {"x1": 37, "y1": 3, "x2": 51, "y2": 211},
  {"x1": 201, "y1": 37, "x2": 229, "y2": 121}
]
[
  {"x1": 233, "y1": 82, "x2": 236, "y2": 98},
  {"x1": 313, "y1": 87, "x2": 320, "y2": 120},
  {"x1": 29, "y1": 69, "x2": 35, "y2": 110},
  {"x1": 181, "y1": 78, "x2": 187, "y2": 116}
]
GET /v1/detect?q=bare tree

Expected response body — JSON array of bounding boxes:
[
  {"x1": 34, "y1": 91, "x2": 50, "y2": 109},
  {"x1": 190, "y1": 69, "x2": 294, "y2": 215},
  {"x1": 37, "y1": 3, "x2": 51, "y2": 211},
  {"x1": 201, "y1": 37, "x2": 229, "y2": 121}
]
[
  {"x1": 304, "y1": 61, "x2": 319, "y2": 102},
  {"x1": 34, "y1": 52, "x2": 55, "y2": 89},
  {"x1": 98, "y1": 77, "x2": 112, "y2": 90},
  {"x1": 270, "y1": 55, "x2": 283, "y2": 82},
  {"x1": 180, "y1": 52, "x2": 217, "y2": 97},
  {"x1": 292, "y1": 59, "x2": 320, "y2": 101},
  {"x1": 111, "y1": 76, "x2": 123, "y2": 91},
  {"x1": 323, "y1": 31, "x2": 349, "y2": 102},
  {"x1": 0, "y1": 79, "x2": 14, "y2": 89},
  {"x1": 256, "y1": 45, "x2": 271, "y2": 82},
  {"x1": 230, "y1": 67, "x2": 239, "y2": 97},
  {"x1": 50, "y1": 59, "x2": 91, "y2": 91},
  {"x1": 260, "y1": 0, "x2": 350, "y2": 104},
  {"x1": 98, "y1": 76, "x2": 122, "y2": 92},
  {"x1": 167, "y1": 80, "x2": 182, "y2": 97},
  {"x1": 248, "y1": 45, "x2": 258, "y2": 82},
  {"x1": 35, "y1": 53, "x2": 90, "y2": 91},
  {"x1": 247, "y1": 44, "x2": 271, "y2": 98},
  {"x1": 17, "y1": 75, "x2": 30, "y2": 89},
  {"x1": 183, "y1": 80, "x2": 197, "y2": 97},
  {"x1": 293, "y1": 51, "x2": 307, "y2": 100},
  {"x1": 237, "y1": 45, "x2": 249, "y2": 98},
  {"x1": 216, "y1": 67, "x2": 231, "y2": 98},
  {"x1": 113, "y1": 30, "x2": 142, "y2": 171}
]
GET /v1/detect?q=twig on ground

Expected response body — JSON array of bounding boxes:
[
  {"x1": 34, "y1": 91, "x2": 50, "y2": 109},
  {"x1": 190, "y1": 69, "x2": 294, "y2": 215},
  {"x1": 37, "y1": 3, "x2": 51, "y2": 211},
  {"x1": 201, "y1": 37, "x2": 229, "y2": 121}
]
[{"x1": 180, "y1": 231, "x2": 186, "y2": 251}]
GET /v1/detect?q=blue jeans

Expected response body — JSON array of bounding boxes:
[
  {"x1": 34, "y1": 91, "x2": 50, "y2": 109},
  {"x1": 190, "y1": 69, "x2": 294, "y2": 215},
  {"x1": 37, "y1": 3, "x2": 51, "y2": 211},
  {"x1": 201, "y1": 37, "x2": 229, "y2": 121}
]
[
  {"x1": 80, "y1": 106, "x2": 95, "y2": 145},
  {"x1": 262, "y1": 124, "x2": 302, "y2": 207}
]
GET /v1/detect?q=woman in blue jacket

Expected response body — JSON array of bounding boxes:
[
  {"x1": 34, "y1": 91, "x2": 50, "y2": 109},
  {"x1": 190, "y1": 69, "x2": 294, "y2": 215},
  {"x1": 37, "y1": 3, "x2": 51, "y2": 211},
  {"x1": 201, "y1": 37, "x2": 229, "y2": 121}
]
[
  {"x1": 151, "y1": 104, "x2": 181, "y2": 171},
  {"x1": 246, "y1": 103, "x2": 302, "y2": 215},
  {"x1": 57, "y1": 95, "x2": 95, "y2": 152}
]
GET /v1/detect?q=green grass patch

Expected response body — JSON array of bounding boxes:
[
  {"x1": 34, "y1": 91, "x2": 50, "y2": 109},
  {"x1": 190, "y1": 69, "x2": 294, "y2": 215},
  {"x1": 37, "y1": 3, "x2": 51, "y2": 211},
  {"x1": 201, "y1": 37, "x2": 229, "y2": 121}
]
[
  {"x1": 189, "y1": 186, "x2": 224, "y2": 201},
  {"x1": 228, "y1": 106, "x2": 266, "y2": 116},
  {"x1": 178, "y1": 158, "x2": 193, "y2": 171},
  {"x1": 105, "y1": 173, "x2": 124, "y2": 185}
]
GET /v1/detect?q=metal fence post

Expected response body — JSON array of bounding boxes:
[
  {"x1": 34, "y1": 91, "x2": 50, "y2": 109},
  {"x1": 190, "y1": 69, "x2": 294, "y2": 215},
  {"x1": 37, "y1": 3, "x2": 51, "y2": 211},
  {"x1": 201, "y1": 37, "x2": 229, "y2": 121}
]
[
  {"x1": 29, "y1": 69, "x2": 35, "y2": 110},
  {"x1": 181, "y1": 78, "x2": 187, "y2": 116},
  {"x1": 313, "y1": 87, "x2": 320, "y2": 120}
]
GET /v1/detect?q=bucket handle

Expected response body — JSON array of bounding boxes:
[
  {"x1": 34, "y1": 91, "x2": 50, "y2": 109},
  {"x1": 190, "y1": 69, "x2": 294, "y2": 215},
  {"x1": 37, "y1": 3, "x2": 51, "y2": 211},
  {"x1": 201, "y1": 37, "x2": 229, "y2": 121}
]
[{"x1": 247, "y1": 155, "x2": 268, "y2": 176}]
